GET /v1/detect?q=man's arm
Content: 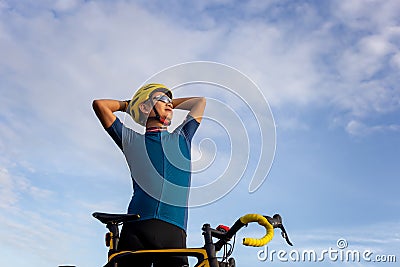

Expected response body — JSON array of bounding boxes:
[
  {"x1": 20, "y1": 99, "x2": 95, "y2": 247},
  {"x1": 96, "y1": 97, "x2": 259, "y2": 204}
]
[
  {"x1": 172, "y1": 97, "x2": 206, "y2": 123},
  {"x1": 92, "y1": 99, "x2": 128, "y2": 128}
]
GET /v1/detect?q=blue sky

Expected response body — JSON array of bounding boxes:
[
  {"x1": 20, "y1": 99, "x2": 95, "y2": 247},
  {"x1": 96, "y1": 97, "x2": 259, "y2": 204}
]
[{"x1": 1, "y1": 0, "x2": 399, "y2": 266}]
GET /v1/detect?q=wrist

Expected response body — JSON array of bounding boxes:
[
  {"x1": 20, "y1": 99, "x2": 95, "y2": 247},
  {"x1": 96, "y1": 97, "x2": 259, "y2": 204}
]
[
  {"x1": 119, "y1": 100, "x2": 130, "y2": 112},
  {"x1": 123, "y1": 100, "x2": 130, "y2": 113}
]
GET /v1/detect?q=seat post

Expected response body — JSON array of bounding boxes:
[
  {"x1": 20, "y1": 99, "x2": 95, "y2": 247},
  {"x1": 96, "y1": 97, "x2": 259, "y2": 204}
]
[{"x1": 106, "y1": 222, "x2": 120, "y2": 256}]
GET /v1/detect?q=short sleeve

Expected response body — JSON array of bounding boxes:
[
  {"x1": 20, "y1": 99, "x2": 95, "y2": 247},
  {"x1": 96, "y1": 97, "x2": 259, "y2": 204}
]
[
  {"x1": 105, "y1": 117, "x2": 123, "y2": 150},
  {"x1": 174, "y1": 115, "x2": 200, "y2": 143}
]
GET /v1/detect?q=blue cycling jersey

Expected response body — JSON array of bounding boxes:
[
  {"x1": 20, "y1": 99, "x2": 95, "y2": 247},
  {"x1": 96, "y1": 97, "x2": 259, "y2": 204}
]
[{"x1": 106, "y1": 116, "x2": 199, "y2": 231}]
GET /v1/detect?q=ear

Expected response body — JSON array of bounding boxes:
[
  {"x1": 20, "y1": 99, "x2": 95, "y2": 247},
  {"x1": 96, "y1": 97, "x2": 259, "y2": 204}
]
[{"x1": 139, "y1": 102, "x2": 151, "y2": 114}]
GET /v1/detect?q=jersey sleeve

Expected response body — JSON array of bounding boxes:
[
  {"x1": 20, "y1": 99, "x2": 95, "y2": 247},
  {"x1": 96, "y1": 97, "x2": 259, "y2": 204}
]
[
  {"x1": 105, "y1": 117, "x2": 123, "y2": 150},
  {"x1": 174, "y1": 115, "x2": 200, "y2": 143}
]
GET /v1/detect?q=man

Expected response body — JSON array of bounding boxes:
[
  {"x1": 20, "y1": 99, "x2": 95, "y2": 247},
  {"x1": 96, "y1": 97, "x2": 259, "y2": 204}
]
[{"x1": 92, "y1": 83, "x2": 206, "y2": 267}]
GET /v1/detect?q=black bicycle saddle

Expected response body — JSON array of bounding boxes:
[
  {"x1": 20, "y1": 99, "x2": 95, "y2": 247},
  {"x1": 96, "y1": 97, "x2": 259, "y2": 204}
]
[{"x1": 92, "y1": 212, "x2": 140, "y2": 225}]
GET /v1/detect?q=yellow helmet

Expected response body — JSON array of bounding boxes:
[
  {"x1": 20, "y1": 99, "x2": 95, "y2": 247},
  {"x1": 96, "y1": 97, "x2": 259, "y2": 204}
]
[{"x1": 127, "y1": 83, "x2": 172, "y2": 125}]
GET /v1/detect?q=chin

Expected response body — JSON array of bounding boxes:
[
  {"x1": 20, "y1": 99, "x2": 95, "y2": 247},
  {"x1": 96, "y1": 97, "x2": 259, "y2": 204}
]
[{"x1": 166, "y1": 111, "x2": 173, "y2": 119}]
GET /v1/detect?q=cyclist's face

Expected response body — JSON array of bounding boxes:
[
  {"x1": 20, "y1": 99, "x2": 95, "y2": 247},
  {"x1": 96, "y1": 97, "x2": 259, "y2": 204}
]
[{"x1": 149, "y1": 91, "x2": 173, "y2": 119}]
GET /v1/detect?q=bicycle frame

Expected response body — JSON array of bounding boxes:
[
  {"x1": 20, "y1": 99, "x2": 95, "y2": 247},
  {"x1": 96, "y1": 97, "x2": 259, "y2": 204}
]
[
  {"x1": 93, "y1": 212, "x2": 292, "y2": 267},
  {"x1": 103, "y1": 225, "x2": 216, "y2": 267}
]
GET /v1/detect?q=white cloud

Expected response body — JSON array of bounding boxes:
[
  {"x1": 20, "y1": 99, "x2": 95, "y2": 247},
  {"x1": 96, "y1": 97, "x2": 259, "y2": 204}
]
[
  {"x1": 346, "y1": 120, "x2": 400, "y2": 136},
  {"x1": 291, "y1": 220, "x2": 400, "y2": 254},
  {"x1": 0, "y1": 164, "x2": 113, "y2": 266},
  {"x1": 0, "y1": 168, "x2": 18, "y2": 208},
  {"x1": 276, "y1": 116, "x2": 310, "y2": 131},
  {"x1": 2, "y1": 0, "x2": 399, "y2": 138},
  {"x1": 53, "y1": 0, "x2": 82, "y2": 12},
  {"x1": 0, "y1": 166, "x2": 54, "y2": 210}
]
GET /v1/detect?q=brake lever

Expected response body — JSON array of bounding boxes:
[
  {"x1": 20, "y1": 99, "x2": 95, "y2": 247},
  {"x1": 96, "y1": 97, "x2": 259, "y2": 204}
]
[
  {"x1": 265, "y1": 214, "x2": 293, "y2": 246},
  {"x1": 279, "y1": 225, "x2": 293, "y2": 246}
]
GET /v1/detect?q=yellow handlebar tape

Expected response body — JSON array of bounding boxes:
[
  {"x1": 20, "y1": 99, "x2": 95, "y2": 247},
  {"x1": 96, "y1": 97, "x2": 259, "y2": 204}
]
[{"x1": 240, "y1": 214, "x2": 274, "y2": 247}]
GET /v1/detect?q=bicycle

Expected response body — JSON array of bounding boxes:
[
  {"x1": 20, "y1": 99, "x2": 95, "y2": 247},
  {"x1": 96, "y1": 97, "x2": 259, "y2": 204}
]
[{"x1": 93, "y1": 212, "x2": 293, "y2": 267}]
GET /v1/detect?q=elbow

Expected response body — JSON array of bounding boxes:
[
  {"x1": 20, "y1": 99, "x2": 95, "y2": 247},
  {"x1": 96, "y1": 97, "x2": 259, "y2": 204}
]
[
  {"x1": 199, "y1": 97, "x2": 206, "y2": 108},
  {"x1": 198, "y1": 97, "x2": 206, "y2": 106},
  {"x1": 92, "y1": 99, "x2": 102, "y2": 112},
  {"x1": 92, "y1": 99, "x2": 107, "y2": 117}
]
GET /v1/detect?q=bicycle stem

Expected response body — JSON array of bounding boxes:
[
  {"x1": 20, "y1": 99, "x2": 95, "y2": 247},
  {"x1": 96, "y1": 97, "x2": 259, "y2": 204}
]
[{"x1": 202, "y1": 224, "x2": 220, "y2": 267}]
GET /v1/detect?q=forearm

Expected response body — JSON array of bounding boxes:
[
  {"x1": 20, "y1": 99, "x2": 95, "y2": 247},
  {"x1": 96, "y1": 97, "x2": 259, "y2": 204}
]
[
  {"x1": 93, "y1": 99, "x2": 128, "y2": 112},
  {"x1": 172, "y1": 97, "x2": 206, "y2": 122},
  {"x1": 172, "y1": 97, "x2": 204, "y2": 110},
  {"x1": 92, "y1": 99, "x2": 128, "y2": 128}
]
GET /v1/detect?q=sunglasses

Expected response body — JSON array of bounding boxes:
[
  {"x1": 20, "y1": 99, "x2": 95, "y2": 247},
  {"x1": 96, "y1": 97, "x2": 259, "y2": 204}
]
[{"x1": 152, "y1": 94, "x2": 173, "y2": 104}]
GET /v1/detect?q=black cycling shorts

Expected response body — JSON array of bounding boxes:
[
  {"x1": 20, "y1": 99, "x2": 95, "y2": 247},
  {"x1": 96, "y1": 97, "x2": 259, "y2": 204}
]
[{"x1": 117, "y1": 219, "x2": 188, "y2": 267}]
